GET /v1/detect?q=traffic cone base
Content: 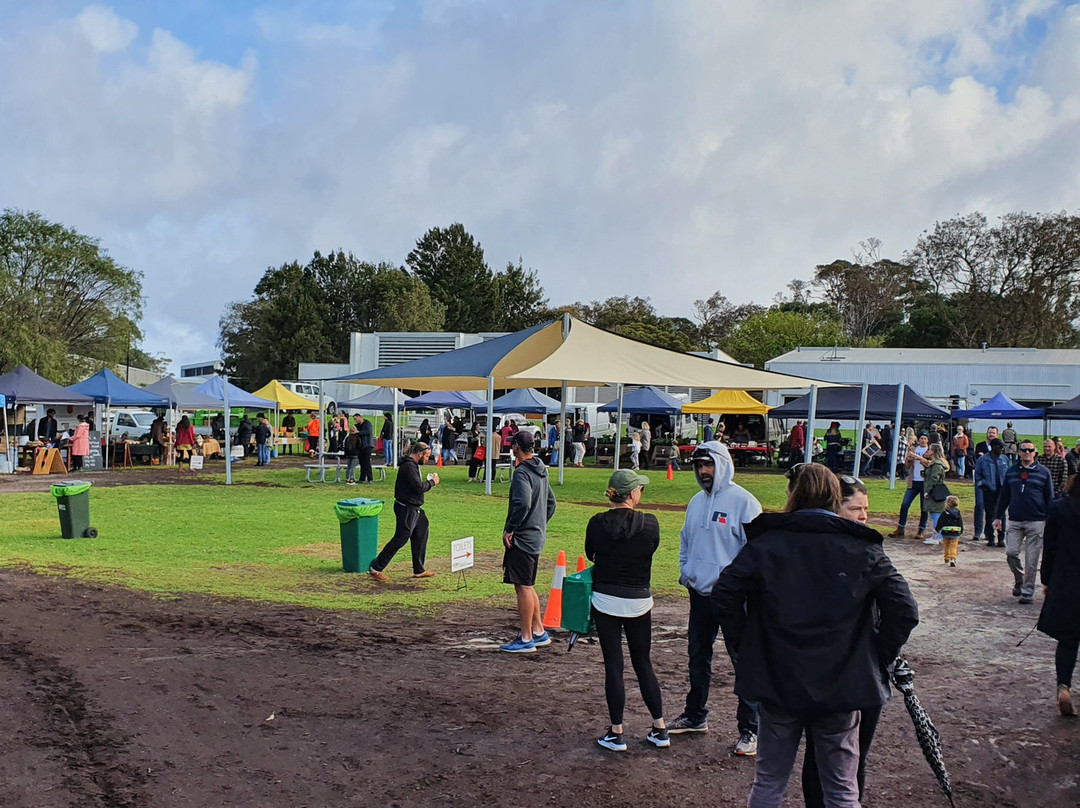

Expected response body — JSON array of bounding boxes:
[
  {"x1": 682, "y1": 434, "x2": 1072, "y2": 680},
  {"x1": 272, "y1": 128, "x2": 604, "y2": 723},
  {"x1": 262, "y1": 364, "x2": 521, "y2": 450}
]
[
  {"x1": 542, "y1": 550, "x2": 567, "y2": 629},
  {"x1": 666, "y1": 463, "x2": 674, "y2": 481}
]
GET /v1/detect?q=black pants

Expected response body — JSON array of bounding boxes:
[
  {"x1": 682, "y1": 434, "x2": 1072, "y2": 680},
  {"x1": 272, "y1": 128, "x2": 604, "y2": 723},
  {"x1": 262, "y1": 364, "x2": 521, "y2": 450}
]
[
  {"x1": 358, "y1": 448, "x2": 372, "y2": 483},
  {"x1": 1057, "y1": 638, "x2": 1080, "y2": 688},
  {"x1": 982, "y1": 488, "x2": 1004, "y2": 543},
  {"x1": 684, "y1": 588, "x2": 758, "y2": 733},
  {"x1": 371, "y1": 503, "x2": 429, "y2": 574},
  {"x1": 802, "y1": 704, "x2": 881, "y2": 806},
  {"x1": 592, "y1": 607, "x2": 663, "y2": 726}
]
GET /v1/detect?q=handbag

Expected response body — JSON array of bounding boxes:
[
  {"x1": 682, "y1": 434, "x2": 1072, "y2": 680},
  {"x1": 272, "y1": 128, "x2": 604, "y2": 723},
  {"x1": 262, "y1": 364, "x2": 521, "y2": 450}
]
[
  {"x1": 473, "y1": 445, "x2": 486, "y2": 461},
  {"x1": 930, "y1": 482, "x2": 951, "y2": 502},
  {"x1": 376, "y1": 437, "x2": 384, "y2": 451}
]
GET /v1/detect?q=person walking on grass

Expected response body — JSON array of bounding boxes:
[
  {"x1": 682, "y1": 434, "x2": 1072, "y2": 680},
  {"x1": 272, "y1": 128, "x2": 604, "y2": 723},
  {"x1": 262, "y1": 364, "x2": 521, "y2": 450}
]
[
  {"x1": 937, "y1": 495, "x2": 964, "y2": 567},
  {"x1": 368, "y1": 442, "x2": 439, "y2": 582},
  {"x1": 889, "y1": 433, "x2": 931, "y2": 539},
  {"x1": 669, "y1": 441, "x2": 762, "y2": 756},
  {"x1": 921, "y1": 443, "x2": 950, "y2": 546},
  {"x1": 995, "y1": 439, "x2": 1054, "y2": 605},
  {"x1": 589, "y1": 469, "x2": 669, "y2": 751},
  {"x1": 500, "y1": 432, "x2": 557, "y2": 653}
]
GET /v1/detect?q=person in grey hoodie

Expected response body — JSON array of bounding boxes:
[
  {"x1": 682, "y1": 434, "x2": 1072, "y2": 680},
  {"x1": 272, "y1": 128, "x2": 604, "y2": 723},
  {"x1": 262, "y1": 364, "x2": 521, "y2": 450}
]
[
  {"x1": 500, "y1": 431, "x2": 558, "y2": 653},
  {"x1": 667, "y1": 441, "x2": 763, "y2": 756}
]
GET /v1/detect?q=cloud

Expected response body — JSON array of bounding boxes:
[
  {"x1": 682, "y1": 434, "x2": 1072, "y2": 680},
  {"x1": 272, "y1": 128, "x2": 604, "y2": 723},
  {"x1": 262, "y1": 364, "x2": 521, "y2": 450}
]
[{"x1": 2, "y1": 1, "x2": 1079, "y2": 373}]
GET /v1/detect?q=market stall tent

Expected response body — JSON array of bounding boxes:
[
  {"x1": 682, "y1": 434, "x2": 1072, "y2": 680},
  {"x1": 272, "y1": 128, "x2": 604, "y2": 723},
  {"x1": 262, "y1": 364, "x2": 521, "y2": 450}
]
[
  {"x1": 0, "y1": 364, "x2": 95, "y2": 407},
  {"x1": 489, "y1": 387, "x2": 562, "y2": 414},
  {"x1": 770, "y1": 384, "x2": 948, "y2": 421},
  {"x1": 251, "y1": 380, "x2": 320, "y2": 411},
  {"x1": 682, "y1": 390, "x2": 770, "y2": 415},
  {"x1": 409, "y1": 390, "x2": 487, "y2": 409},
  {"x1": 142, "y1": 377, "x2": 230, "y2": 410},
  {"x1": 952, "y1": 391, "x2": 1045, "y2": 419},
  {"x1": 336, "y1": 387, "x2": 413, "y2": 411},
  {"x1": 68, "y1": 368, "x2": 169, "y2": 408},
  {"x1": 598, "y1": 385, "x2": 683, "y2": 414},
  {"x1": 192, "y1": 376, "x2": 275, "y2": 409},
  {"x1": 1046, "y1": 393, "x2": 1080, "y2": 420}
]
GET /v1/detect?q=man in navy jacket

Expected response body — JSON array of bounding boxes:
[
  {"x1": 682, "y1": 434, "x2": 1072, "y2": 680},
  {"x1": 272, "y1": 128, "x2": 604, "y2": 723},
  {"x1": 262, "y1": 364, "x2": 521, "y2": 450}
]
[{"x1": 994, "y1": 439, "x2": 1054, "y2": 604}]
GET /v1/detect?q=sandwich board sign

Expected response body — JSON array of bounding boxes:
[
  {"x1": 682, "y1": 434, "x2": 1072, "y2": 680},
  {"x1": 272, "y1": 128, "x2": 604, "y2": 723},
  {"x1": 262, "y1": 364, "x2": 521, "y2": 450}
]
[{"x1": 451, "y1": 536, "x2": 474, "y2": 572}]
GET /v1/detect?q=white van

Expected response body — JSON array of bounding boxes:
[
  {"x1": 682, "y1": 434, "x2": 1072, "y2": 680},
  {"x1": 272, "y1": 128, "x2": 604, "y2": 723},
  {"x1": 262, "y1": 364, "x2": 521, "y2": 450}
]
[
  {"x1": 108, "y1": 409, "x2": 158, "y2": 438},
  {"x1": 279, "y1": 381, "x2": 336, "y2": 412}
]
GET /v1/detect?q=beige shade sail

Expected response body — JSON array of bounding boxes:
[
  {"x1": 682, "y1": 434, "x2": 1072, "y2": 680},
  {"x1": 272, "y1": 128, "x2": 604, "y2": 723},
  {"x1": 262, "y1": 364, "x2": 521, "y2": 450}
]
[
  {"x1": 682, "y1": 390, "x2": 771, "y2": 415},
  {"x1": 251, "y1": 380, "x2": 321, "y2": 410},
  {"x1": 508, "y1": 318, "x2": 846, "y2": 390}
]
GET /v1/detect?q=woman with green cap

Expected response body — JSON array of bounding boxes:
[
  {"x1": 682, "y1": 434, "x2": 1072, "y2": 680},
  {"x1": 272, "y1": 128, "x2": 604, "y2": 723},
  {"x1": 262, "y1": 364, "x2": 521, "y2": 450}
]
[{"x1": 588, "y1": 468, "x2": 668, "y2": 752}]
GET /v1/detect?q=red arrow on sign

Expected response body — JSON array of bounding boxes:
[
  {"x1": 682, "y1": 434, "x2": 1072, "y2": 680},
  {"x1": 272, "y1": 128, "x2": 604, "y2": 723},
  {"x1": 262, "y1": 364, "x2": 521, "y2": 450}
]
[{"x1": 452, "y1": 551, "x2": 472, "y2": 562}]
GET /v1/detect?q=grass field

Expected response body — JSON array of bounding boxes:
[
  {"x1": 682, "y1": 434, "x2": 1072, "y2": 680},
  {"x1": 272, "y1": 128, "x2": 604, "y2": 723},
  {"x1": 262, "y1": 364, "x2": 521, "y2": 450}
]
[{"x1": 0, "y1": 463, "x2": 974, "y2": 612}]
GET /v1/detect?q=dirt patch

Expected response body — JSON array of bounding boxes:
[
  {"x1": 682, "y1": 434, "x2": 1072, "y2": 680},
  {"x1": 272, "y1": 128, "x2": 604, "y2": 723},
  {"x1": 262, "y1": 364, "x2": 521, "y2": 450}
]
[{"x1": 0, "y1": 531, "x2": 1077, "y2": 807}]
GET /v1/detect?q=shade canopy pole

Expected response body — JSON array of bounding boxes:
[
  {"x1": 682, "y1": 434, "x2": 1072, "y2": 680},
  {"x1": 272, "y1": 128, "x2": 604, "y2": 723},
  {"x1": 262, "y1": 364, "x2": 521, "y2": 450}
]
[
  {"x1": 614, "y1": 384, "x2": 624, "y2": 471},
  {"x1": 485, "y1": 376, "x2": 495, "y2": 496},
  {"x1": 805, "y1": 385, "x2": 818, "y2": 465},
  {"x1": 224, "y1": 376, "x2": 232, "y2": 486},
  {"x1": 852, "y1": 382, "x2": 869, "y2": 478},
  {"x1": 889, "y1": 385, "x2": 906, "y2": 490}
]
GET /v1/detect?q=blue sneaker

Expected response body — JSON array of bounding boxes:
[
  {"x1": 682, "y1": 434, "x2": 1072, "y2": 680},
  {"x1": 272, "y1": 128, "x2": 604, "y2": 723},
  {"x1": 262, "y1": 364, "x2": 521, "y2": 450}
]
[
  {"x1": 500, "y1": 636, "x2": 536, "y2": 654},
  {"x1": 532, "y1": 631, "x2": 552, "y2": 647}
]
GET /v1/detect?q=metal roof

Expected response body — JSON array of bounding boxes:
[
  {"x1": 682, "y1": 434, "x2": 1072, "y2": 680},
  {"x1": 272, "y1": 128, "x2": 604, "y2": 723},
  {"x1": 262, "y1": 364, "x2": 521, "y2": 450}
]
[{"x1": 767, "y1": 347, "x2": 1080, "y2": 366}]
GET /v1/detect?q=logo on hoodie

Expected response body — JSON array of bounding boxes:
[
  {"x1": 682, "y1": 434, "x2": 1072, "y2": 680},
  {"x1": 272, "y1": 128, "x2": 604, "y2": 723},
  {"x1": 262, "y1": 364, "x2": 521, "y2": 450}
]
[{"x1": 711, "y1": 511, "x2": 728, "y2": 525}]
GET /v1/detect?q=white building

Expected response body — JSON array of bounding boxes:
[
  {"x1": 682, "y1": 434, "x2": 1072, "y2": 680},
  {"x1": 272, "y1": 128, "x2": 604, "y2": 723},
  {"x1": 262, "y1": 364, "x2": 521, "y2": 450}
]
[
  {"x1": 179, "y1": 359, "x2": 223, "y2": 379},
  {"x1": 764, "y1": 346, "x2": 1080, "y2": 436}
]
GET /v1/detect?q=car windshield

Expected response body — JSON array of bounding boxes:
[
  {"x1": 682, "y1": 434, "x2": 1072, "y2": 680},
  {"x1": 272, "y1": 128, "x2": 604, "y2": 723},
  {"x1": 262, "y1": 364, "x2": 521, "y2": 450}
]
[{"x1": 131, "y1": 413, "x2": 157, "y2": 429}]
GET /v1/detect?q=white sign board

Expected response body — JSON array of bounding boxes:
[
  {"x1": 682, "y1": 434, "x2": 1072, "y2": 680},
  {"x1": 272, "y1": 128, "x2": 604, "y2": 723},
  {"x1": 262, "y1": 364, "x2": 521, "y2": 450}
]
[
  {"x1": 451, "y1": 536, "x2": 474, "y2": 573},
  {"x1": 188, "y1": 455, "x2": 204, "y2": 471}
]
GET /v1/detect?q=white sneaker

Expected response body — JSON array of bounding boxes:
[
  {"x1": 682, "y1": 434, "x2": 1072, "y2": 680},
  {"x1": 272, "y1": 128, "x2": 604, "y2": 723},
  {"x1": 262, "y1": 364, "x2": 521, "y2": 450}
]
[
  {"x1": 734, "y1": 731, "x2": 757, "y2": 756},
  {"x1": 923, "y1": 536, "x2": 941, "y2": 545}
]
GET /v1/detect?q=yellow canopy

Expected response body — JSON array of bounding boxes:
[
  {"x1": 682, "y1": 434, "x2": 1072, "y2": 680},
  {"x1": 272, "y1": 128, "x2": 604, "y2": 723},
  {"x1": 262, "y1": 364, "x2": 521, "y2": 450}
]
[
  {"x1": 251, "y1": 380, "x2": 318, "y2": 410},
  {"x1": 682, "y1": 390, "x2": 770, "y2": 415}
]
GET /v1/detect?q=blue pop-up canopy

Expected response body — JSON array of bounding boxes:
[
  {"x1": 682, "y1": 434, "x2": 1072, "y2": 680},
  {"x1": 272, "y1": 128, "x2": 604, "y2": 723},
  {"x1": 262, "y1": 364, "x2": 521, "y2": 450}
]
[
  {"x1": 599, "y1": 385, "x2": 683, "y2": 414},
  {"x1": 409, "y1": 390, "x2": 487, "y2": 409},
  {"x1": 68, "y1": 369, "x2": 169, "y2": 407},
  {"x1": 490, "y1": 387, "x2": 562, "y2": 414},
  {"x1": 952, "y1": 391, "x2": 1044, "y2": 419},
  {"x1": 0, "y1": 364, "x2": 95, "y2": 406},
  {"x1": 192, "y1": 376, "x2": 275, "y2": 409},
  {"x1": 337, "y1": 387, "x2": 414, "y2": 411}
]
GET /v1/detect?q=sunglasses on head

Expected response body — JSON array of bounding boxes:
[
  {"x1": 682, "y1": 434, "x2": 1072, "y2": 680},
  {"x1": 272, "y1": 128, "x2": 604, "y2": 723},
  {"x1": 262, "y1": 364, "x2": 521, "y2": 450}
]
[
  {"x1": 839, "y1": 474, "x2": 863, "y2": 486},
  {"x1": 785, "y1": 462, "x2": 807, "y2": 480}
]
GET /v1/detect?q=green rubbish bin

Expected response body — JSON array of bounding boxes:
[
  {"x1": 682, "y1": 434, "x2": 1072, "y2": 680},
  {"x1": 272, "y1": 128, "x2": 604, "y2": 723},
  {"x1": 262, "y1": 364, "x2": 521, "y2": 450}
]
[
  {"x1": 50, "y1": 481, "x2": 97, "y2": 539},
  {"x1": 334, "y1": 498, "x2": 384, "y2": 573}
]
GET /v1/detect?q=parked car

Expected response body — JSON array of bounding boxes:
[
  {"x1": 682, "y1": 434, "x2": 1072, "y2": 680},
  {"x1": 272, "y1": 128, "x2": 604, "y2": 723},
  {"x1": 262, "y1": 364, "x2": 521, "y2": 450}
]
[{"x1": 279, "y1": 381, "x2": 336, "y2": 413}]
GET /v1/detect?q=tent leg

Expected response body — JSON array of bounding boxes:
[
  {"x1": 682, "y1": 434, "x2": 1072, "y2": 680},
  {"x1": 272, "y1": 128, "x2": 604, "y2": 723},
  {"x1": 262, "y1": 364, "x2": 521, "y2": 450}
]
[{"x1": 889, "y1": 386, "x2": 905, "y2": 490}]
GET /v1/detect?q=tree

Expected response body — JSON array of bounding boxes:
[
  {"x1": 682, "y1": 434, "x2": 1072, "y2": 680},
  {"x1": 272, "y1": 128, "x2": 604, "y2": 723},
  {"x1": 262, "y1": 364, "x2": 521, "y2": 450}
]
[
  {"x1": 407, "y1": 223, "x2": 496, "y2": 332},
  {"x1": 905, "y1": 211, "x2": 1080, "y2": 348},
  {"x1": 813, "y1": 239, "x2": 912, "y2": 341},
  {"x1": 546, "y1": 295, "x2": 704, "y2": 352},
  {"x1": 0, "y1": 209, "x2": 146, "y2": 381},
  {"x1": 492, "y1": 260, "x2": 549, "y2": 331},
  {"x1": 692, "y1": 292, "x2": 765, "y2": 349},
  {"x1": 721, "y1": 308, "x2": 846, "y2": 368},
  {"x1": 219, "y1": 252, "x2": 444, "y2": 386}
]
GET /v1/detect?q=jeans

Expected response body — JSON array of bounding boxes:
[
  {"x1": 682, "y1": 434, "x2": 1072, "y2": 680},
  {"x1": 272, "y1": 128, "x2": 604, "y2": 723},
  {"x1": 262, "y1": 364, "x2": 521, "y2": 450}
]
[
  {"x1": 1005, "y1": 520, "x2": 1045, "y2": 598},
  {"x1": 973, "y1": 485, "x2": 984, "y2": 538},
  {"x1": 897, "y1": 481, "x2": 927, "y2": 530},
  {"x1": 371, "y1": 503, "x2": 429, "y2": 575},
  {"x1": 748, "y1": 704, "x2": 861, "y2": 808},
  {"x1": 345, "y1": 456, "x2": 358, "y2": 482},
  {"x1": 383, "y1": 438, "x2": 393, "y2": 466},
  {"x1": 257, "y1": 443, "x2": 270, "y2": 465},
  {"x1": 981, "y1": 489, "x2": 1004, "y2": 543},
  {"x1": 683, "y1": 588, "x2": 758, "y2": 733},
  {"x1": 1057, "y1": 639, "x2": 1080, "y2": 688},
  {"x1": 954, "y1": 453, "x2": 966, "y2": 477}
]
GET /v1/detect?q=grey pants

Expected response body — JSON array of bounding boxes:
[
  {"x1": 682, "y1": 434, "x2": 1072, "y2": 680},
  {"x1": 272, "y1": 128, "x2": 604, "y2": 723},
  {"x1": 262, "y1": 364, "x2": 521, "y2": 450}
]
[
  {"x1": 747, "y1": 704, "x2": 861, "y2": 808},
  {"x1": 1005, "y1": 520, "x2": 1045, "y2": 598}
]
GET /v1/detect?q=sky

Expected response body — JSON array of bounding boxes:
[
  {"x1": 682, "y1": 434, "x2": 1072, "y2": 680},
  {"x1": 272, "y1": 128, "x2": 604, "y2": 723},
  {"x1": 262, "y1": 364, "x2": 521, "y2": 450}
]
[{"x1": 2, "y1": 0, "x2": 1080, "y2": 373}]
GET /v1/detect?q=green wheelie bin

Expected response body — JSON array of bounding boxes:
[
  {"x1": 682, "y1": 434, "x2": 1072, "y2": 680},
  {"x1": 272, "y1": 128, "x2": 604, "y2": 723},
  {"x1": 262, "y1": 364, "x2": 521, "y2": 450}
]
[
  {"x1": 50, "y1": 481, "x2": 98, "y2": 539},
  {"x1": 334, "y1": 498, "x2": 383, "y2": 573}
]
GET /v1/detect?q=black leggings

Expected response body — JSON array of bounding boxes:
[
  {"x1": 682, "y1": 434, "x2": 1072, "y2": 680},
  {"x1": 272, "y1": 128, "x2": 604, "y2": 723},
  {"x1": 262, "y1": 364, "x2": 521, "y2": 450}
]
[
  {"x1": 1057, "y1": 638, "x2": 1080, "y2": 688},
  {"x1": 592, "y1": 607, "x2": 663, "y2": 726}
]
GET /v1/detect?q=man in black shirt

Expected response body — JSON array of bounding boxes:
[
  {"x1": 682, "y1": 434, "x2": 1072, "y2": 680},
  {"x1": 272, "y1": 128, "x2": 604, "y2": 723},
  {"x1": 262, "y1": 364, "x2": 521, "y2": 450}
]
[{"x1": 369, "y1": 443, "x2": 439, "y2": 581}]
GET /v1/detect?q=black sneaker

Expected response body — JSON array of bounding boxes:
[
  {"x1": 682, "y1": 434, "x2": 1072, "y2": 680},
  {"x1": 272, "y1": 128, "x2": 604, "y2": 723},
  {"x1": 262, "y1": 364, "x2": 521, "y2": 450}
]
[
  {"x1": 646, "y1": 726, "x2": 670, "y2": 748},
  {"x1": 667, "y1": 714, "x2": 708, "y2": 734},
  {"x1": 1018, "y1": 595, "x2": 1033, "y2": 605},
  {"x1": 597, "y1": 728, "x2": 626, "y2": 752},
  {"x1": 1012, "y1": 586, "x2": 1022, "y2": 597}
]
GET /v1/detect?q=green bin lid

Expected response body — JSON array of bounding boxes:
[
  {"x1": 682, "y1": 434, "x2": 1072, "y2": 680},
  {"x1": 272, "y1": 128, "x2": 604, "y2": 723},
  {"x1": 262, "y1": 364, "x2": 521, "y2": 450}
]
[
  {"x1": 50, "y1": 481, "x2": 92, "y2": 498},
  {"x1": 334, "y1": 497, "x2": 384, "y2": 522}
]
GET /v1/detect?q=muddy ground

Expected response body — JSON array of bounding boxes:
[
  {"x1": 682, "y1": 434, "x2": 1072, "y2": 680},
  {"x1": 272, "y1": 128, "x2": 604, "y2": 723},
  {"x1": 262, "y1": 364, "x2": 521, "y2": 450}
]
[{"x1": 1, "y1": 475, "x2": 1078, "y2": 807}]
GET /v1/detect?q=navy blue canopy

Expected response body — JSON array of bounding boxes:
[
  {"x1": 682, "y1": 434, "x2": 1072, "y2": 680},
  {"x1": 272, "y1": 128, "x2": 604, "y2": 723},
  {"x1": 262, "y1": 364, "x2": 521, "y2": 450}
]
[
  {"x1": 409, "y1": 390, "x2": 487, "y2": 409},
  {"x1": 192, "y1": 376, "x2": 275, "y2": 409},
  {"x1": 599, "y1": 385, "x2": 683, "y2": 414},
  {"x1": 68, "y1": 368, "x2": 169, "y2": 407},
  {"x1": 770, "y1": 384, "x2": 949, "y2": 421},
  {"x1": 1046, "y1": 393, "x2": 1080, "y2": 421},
  {"x1": 952, "y1": 392, "x2": 1044, "y2": 419},
  {"x1": 490, "y1": 387, "x2": 562, "y2": 414},
  {"x1": 337, "y1": 387, "x2": 413, "y2": 411},
  {"x1": 0, "y1": 364, "x2": 94, "y2": 406}
]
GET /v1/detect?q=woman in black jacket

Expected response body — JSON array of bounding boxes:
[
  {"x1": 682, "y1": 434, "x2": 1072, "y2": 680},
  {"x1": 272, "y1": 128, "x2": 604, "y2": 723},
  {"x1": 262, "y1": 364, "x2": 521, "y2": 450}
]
[
  {"x1": 713, "y1": 464, "x2": 918, "y2": 807},
  {"x1": 1038, "y1": 475, "x2": 1080, "y2": 717},
  {"x1": 587, "y1": 469, "x2": 668, "y2": 752}
]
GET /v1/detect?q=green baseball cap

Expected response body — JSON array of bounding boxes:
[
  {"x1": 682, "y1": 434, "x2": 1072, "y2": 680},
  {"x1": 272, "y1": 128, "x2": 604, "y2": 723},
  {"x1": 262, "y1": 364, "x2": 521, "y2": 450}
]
[{"x1": 608, "y1": 468, "x2": 649, "y2": 495}]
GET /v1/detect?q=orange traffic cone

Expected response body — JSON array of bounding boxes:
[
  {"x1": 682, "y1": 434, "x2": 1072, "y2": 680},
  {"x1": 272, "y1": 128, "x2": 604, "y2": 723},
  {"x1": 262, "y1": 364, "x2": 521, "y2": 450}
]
[
  {"x1": 542, "y1": 550, "x2": 567, "y2": 629},
  {"x1": 666, "y1": 462, "x2": 674, "y2": 481},
  {"x1": 576, "y1": 555, "x2": 587, "y2": 572},
  {"x1": 436, "y1": 453, "x2": 443, "y2": 467}
]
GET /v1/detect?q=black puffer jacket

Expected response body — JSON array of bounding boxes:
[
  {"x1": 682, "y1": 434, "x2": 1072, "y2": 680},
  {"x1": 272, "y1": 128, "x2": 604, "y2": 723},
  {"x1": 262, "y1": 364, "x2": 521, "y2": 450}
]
[
  {"x1": 1038, "y1": 497, "x2": 1080, "y2": 643},
  {"x1": 585, "y1": 509, "x2": 660, "y2": 600},
  {"x1": 712, "y1": 511, "x2": 919, "y2": 713}
]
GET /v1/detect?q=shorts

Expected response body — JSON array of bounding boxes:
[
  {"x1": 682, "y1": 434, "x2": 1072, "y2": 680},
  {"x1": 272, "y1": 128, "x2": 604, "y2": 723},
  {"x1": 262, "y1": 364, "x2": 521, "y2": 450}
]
[{"x1": 502, "y1": 544, "x2": 540, "y2": 586}]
